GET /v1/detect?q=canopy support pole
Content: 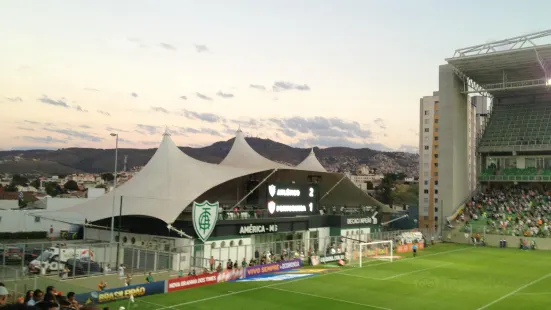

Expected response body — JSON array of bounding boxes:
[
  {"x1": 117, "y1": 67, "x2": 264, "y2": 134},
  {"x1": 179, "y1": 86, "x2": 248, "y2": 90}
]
[
  {"x1": 320, "y1": 174, "x2": 347, "y2": 201},
  {"x1": 231, "y1": 168, "x2": 278, "y2": 210},
  {"x1": 166, "y1": 224, "x2": 193, "y2": 239}
]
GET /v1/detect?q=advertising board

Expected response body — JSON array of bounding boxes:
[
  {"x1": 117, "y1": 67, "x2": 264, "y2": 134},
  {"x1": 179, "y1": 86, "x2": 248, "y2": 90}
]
[
  {"x1": 167, "y1": 273, "x2": 219, "y2": 293},
  {"x1": 396, "y1": 242, "x2": 424, "y2": 253},
  {"x1": 217, "y1": 268, "x2": 245, "y2": 282},
  {"x1": 75, "y1": 281, "x2": 165, "y2": 305},
  {"x1": 318, "y1": 254, "x2": 346, "y2": 264},
  {"x1": 244, "y1": 259, "x2": 303, "y2": 278}
]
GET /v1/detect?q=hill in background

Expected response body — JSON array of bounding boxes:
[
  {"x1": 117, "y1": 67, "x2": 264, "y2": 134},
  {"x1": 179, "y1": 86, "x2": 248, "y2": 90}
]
[{"x1": 0, "y1": 137, "x2": 419, "y2": 176}]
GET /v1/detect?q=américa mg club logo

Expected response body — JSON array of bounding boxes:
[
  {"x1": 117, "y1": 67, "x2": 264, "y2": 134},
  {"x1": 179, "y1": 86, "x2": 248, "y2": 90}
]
[{"x1": 192, "y1": 201, "x2": 219, "y2": 242}]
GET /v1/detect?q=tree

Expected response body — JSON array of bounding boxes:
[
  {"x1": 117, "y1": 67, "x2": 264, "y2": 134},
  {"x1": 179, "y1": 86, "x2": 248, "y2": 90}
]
[
  {"x1": 11, "y1": 174, "x2": 29, "y2": 187},
  {"x1": 101, "y1": 173, "x2": 114, "y2": 182},
  {"x1": 3, "y1": 184, "x2": 17, "y2": 192},
  {"x1": 30, "y1": 179, "x2": 41, "y2": 189},
  {"x1": 44, "y1": 182, "x2": 60, "y2": 197},
  {"x1": 392, "y1": 184, "x2": 418, "y2": 206},
  {"x1": 64, "y1": 180, "x2": 79, "y2": 191}
]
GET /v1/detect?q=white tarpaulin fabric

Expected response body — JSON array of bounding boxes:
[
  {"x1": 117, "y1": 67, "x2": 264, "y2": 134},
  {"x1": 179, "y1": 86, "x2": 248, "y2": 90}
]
[
  {"x1": 219, "y1": 129, "x2": 291, "y2": 170},
  {"x1": 44, "y1": 134, "x2": 263, "y2": 224},
  {"x1": 296, "y1": 149, "x2": 326, "y2": 173}
]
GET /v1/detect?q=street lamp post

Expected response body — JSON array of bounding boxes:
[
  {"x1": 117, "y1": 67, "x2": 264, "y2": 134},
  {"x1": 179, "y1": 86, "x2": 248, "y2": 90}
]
[{"x1": 110, "y1": 133, "x2": 119, "y2": 246}]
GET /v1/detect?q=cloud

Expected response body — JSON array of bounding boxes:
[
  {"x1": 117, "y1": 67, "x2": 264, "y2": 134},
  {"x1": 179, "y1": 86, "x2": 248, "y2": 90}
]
[
  {"x1": 136, "y1": 124, "x2": 161, "y2": 135},
  {"x1": 20, "y1": 136, "x2": 67, "y2": 144},
  {"x1": 249, "y1": 84, "x2": 266, "y2": 91},
  {"x1": 194, "y1": 44, "x2": 209, "y2": 53},
  {"x1": 171, "y1": 126, "x2": 221, "y2": 137},
  {"x1": 17, "y1": 65, "x2": 31, "y2": 72},
  {"x1": 272, "y1": 81, "x2": 310, "y2": 92},
  {"x1": 17, "y1": 127, "x2": 35, "y2": 131},
  {"x1": 38, "y1": 95, "x2": 69, "y2": 108},
  {"x1": 73, "y1": 105, "x2": 88, "y2": 112},
  {"x1": 43, "y1": 128, "x2": 103, "y2": 143},
  {"x1": 151, "y1": 106, "x2": 170, "y2": 114},
  {"x1": 231, "y1": 119, "x2": 262, "y2": 130},
  {"x1": 128, "y1": 37, "x2": 147, "y2": 48},
  {"x1": 118, "y1": 138, "x2": 135, "y2": 145},
  {"x1": 279, "y1": 128, "x2": 297, "y2": 138},
  {"x1": 23, "y1": 120, "x2": 40, "y2": 125},
  {"x1": 196, "y1": 93, "x2": 213, "y2": 101},
  {"x1": 141, "y1": 141, "x2": 160, "y2": 146},
  {"x1": 373, "y1": 118, "x2": 386, "y2": 130},
  {"x1": 398, "y1": 145, "x2": 419, "y2": 153},
  {"x1": 97, "y1": 110, "x2": 111, "y2": 116},
  {"x1": 79, "y1": 125, "x2": 91, "y2": 129},
  {"x1": 5, "y1": 97, "x2": 22, "y2": 102},
  {"x1": 180, "y1": 96, "x2": 187, "y2": 100},
  {"x1": 216, "y1": 91, "x2": 234, "y2": 99},
  {"x1": 181, "y1": 109, "x2": 222, "y2": 123},
  {"x1": 84, "y1": 88, "x2": 99, "y2": 92},
  {"x1": 159, "y1": 43, "x2": 177, "y2": 51},
  {"x1": 200, "y1": 128, "x2": 222, "y2": 137},
  {"x1": 408, "y1": 128, "x2": 419, "y2": 136},
  {"x1": 106, "y1": 127, "x2": 129, "y2": 133},
  {"x1": 131, "y1": 92, "x2": 138, "y2": 98}
]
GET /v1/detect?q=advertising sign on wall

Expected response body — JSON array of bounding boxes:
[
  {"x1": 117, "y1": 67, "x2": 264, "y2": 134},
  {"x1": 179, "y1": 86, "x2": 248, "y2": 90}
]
[
  {"x1": 396, "y1": 242, "x2": 425, "y2": 253},
  {"x1": 318, "y1": 254, "x2": 346, "y2": 264},
  {"x1": 238, "y1": 224, "x2": 279, "y2": 235},
  {"x1": 266, "y1": 183, "x2": 318, "y2": 215},
  {"x1": 245, "y1": 259, "x2": 303, "y2": 278},
  {"x1": 75, "y1": 281, "x2": 165, "y2": 305},
  {"x1": 167, "y1": 273, "x2": 219, "y2": 293},
  {"x1": 217, "y1": 268, "x2": 245, "y2": 282}
]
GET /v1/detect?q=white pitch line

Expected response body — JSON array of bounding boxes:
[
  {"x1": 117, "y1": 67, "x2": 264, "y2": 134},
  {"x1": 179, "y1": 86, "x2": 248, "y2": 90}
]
[
  {"x1": 381, "y1": 263, "x2": 452, "y2": 280},
  {"x1": 336, "y1": 273, "x2": 384, "y2": 281},
  {"x1": 270, "y1": 286, "x2": 392, "y2": 310},
  {"x1": 516, "y1": 292, "x2": 551, "y2": 296},
  {"x1": 156, "y1": 246, "x2": 473, "y2": 310},
  {"x1": 475, "y1": 272, "x2": 551, "y2": 310}
]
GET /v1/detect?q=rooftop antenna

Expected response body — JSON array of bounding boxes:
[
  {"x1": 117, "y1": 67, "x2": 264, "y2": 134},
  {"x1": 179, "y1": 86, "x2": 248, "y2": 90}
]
[{"x1": 123, "y1": 155, "x2": 128, "y2": 172}]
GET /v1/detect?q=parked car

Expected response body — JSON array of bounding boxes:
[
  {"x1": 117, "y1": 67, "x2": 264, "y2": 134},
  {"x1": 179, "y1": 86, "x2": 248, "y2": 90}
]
[
  {"x1": 23, "y1": 248, "x2": 43, "y2": 263},
  {"x1": 0, "y1": 247, "x2": 24, "y2": 264},
  {"x1": 64, "y1": 257, "x2": 102, "y2": 276}
]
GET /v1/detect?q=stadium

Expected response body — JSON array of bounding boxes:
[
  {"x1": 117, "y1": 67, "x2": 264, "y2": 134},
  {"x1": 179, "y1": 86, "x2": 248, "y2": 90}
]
[{"x1": 4, "y1": 30, "x2": 551, "y2": 310}]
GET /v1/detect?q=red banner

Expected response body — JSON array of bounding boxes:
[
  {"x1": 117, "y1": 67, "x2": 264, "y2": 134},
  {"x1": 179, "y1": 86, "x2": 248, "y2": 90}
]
[
  {"x1": 167, "y1": 273, "x2": 218, "y2": 292},
  {"x1": 396, "y1": 242, "x2": 424, "y2": 253}
]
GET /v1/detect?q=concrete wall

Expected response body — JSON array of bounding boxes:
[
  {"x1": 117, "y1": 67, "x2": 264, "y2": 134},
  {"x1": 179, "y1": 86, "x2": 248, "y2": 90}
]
[
  {"x1": 444, "y1": 230, "x2": 551, "y2": 250},
  {"x1": 0, "y1": 210, "x2": 76, "y2": 233},
  {"x1": 438, "y1": 64, "x2": 469, "y2": 217},
  {"x1": 0, "y1": 200, "x2": 18, "y2": 210}
]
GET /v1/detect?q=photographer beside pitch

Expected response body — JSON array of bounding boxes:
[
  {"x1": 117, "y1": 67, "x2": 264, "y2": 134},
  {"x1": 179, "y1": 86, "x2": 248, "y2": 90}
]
[{"x1": 412, "y1": 243, "x2": 418, "y2": 258}]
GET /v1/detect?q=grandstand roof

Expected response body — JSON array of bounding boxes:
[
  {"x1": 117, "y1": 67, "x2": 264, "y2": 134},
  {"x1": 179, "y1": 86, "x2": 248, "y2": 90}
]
[
  {"x1": 41, "y1": 133, "x2": 385, "y2": 224},
  {"x1": 296, "y1": 149, "x2": 327, "y2": 173},
  {"x1": 220, "y1": 129, "x2": 292, "y2": 170},
  {"x1": 446, "y1": 29, "x2": 551, "y2": 94}
]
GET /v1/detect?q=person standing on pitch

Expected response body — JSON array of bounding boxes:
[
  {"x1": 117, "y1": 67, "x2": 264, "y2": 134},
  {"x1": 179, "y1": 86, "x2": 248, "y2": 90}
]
[{"x1": 412, "y1": 243, "x2": 418, "y2": 258}]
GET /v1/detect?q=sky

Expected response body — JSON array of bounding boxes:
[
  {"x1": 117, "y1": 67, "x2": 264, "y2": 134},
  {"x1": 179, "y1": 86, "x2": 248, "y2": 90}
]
[{"x1": 2, "y1": 1, "x2": 551, "y2": 152}]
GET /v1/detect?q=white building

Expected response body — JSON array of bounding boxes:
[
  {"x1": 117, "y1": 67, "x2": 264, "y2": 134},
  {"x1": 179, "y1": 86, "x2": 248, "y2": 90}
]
[
  {"x1": 345, "y1": 165, "x2": 384, "y2": 191},
  {"x1": 418, "y1": 92, "x2": 486, "y2": 231}
]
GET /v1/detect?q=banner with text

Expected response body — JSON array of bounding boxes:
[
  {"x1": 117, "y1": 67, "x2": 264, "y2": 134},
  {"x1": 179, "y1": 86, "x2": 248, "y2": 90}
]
[
  {"x1": 75, "y1": 281, "x2": 165, "y2": 305},
  {"x1": 245, "y1": 259, "x2": 303, "y2": 278},
  {"x1": 167, "y1": 273, "x2": 219, "y2": 293},
  {"x1": 317, "y1": 254, "x2": 346, "y2": 264},
  {"x1": 217, "y1": 268, "x2": 245, "y2": 282},
  {"x1": 396, "y1": 242, "x2": 424, "y2": 253}
]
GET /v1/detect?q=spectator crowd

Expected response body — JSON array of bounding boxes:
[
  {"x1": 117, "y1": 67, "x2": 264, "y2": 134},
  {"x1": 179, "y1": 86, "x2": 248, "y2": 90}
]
[{"x1": 464, "y1": 187, "x2": 551, "y2": 237}]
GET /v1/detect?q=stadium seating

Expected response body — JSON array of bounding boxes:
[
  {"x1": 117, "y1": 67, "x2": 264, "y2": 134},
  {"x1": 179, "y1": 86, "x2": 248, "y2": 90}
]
[
  {"x1": 463, "y1": 188, "x2": 551, "y2": 237},
  {"x1": 479, "y1": 101, "x2": 551, "y2": 149}
]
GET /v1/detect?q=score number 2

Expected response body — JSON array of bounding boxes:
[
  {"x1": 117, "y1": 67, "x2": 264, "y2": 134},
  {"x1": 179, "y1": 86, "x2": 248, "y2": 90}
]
[{"x1": 309, "y1": 187, "x2": 314, "y2": 197}]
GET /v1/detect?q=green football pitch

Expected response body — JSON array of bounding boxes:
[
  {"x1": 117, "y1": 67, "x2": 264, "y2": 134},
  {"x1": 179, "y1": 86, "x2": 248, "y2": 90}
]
[{"x1": 102, "y1": 243, "x2": 551, "y2": 310}]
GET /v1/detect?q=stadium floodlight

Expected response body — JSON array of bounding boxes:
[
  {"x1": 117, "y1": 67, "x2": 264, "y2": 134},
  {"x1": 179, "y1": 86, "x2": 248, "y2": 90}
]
[
  {"x1": 547, "y1": 79, "x2": 551, "y2": 86},
  {"x1": 357, "y1": 240, "x2": 394, "y2": 267}
]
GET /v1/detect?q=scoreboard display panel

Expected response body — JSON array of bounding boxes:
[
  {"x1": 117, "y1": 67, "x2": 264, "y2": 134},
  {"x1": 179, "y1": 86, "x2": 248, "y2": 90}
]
[{"x1": 265, "y1": 183, "x2": 319, "y2": 216}]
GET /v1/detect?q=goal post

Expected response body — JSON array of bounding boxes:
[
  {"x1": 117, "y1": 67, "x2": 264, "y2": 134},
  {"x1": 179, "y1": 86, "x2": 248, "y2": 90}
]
[{"x1": 357, "y1": 240, "x2": 394, "y2": 267}]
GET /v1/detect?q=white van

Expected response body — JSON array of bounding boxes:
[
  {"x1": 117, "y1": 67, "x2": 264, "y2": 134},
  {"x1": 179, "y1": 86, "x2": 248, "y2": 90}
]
[{"x1": 28, "y1": 246, "x2": 94, "y2": 274}]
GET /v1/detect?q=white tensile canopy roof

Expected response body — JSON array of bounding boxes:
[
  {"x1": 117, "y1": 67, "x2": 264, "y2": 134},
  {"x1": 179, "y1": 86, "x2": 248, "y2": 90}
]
[
  {"x1": 45, "y1": 133, "x2": 263, "y2": 224},
  {"x1": 220, "y1": 129, "x2": 292, "y2": 170},
  {"x1": 40, "y1": 131, "x2": 386, "y2": 224},
  {"x1": 296, "y1": 149, "x2": 326, "y2": 173}
]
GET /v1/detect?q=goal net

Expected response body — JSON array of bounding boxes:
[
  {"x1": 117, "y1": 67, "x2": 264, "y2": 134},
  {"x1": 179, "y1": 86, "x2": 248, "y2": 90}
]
[{"x1": 353, "y1": 240, "x2": 394, "y2": 267}]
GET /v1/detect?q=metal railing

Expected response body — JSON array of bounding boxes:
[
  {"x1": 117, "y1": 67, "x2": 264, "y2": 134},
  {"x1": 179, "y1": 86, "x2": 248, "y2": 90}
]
[
  {"x1": 479, "y1": 174, "x2": 551, "y2": 182},
  {"x1": 459, "y1": 223, "x2": 550, "y2": 238}
]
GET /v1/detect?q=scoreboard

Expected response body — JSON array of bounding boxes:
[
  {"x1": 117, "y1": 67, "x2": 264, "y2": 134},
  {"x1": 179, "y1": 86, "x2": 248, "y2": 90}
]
[{"x1": 265, "y1": 183, "x2": 319, "y2": 216}]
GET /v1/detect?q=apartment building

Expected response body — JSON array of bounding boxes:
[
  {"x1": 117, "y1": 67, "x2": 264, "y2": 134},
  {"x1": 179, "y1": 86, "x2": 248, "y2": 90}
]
[{"x1": 419, "y1": 92, "x2": 488, "y2": 231}]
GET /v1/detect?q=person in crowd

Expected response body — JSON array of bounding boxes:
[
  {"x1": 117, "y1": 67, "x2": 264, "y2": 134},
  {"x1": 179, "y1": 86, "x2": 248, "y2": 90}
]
[
  {"x1": 27, "y1": 290, "x2": 43, "y2": 306},
  {"x1": 254, "y1": 249, "x2": 259, "y2": 263},
  {"x1": 226, "y1": 259, "x2": 233, "y2": 270},
  {"x1": 97, "y1": 280, "x2": 107, "y2": 291},
  {"x1": 216, "y1": 263, "x2": 222, "y2": 273},
  {"x1": 145, "y1": 272, "x2": 153, "y2": 283},
  {"x1": 178, "y1": 270, "x2": 184, "y2": 277},
  {"x1": 118, "y1": 265, "x2": 125, "y2": 278},
  {"x1": 23, "y1": 291, "x2": 33, "y2": 305},
  {"x1": 209, "y1": 256, "x2": 215, "y2": 271},
  {"x1": 241, "y1": 258, "x2": 247, "y2": 269},
  {"x1": 124, "y1": 274, "x2": 132, "y2": 287},
  {"x1": 0, "y1": 286, "x2": 9, "y2": 308},
  {"x1": 67, "y1": 292, "x2": 80, "y2": 310}
]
